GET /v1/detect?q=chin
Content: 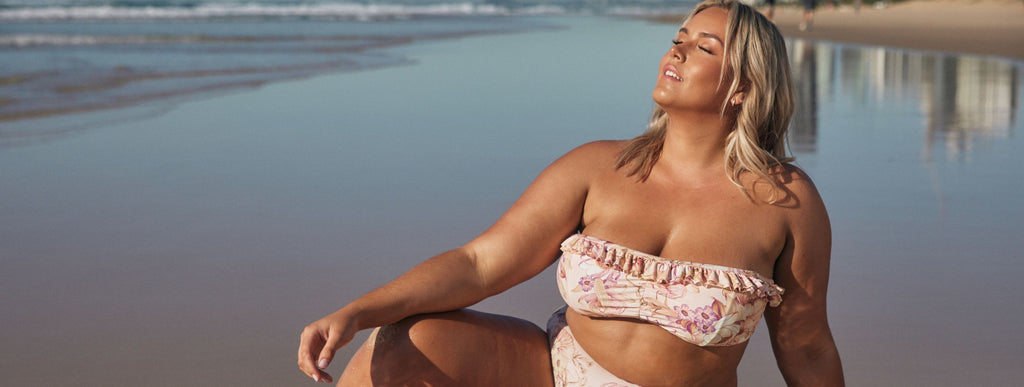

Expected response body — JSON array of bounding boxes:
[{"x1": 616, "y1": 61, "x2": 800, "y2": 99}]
[{"x1": 651, "y1": 87, "x2": 675, "y2": 110}]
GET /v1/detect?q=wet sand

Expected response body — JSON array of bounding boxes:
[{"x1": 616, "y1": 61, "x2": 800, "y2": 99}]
[
  {"x1": 2, "y1": 13, "x2": 1022, "y2": 386},
  {"x1": 650, "y1": 0, "x2": 1024, "y2": 60}
]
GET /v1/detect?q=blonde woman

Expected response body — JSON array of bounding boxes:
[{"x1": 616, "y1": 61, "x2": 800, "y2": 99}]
[{"x1": 298, "y1": 1, "x2": 844, "y2": 385}]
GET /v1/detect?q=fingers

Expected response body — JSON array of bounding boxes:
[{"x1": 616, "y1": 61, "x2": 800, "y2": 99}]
[
  {"x1": 297, "y1": 327, "x2": 318, "y2": 379},
  {"x1": 298, "y1": 326, "x2": 334, "y2": 383},
  {"x1": 317, "y1": 370, "x2": 334, "y2": 384},
  {"x1": 317, "y1": 331, "x2": 344, "y2": 371}
]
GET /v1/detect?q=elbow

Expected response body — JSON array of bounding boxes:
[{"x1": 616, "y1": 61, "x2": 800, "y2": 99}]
[
  {"x1": 772, "y1": 332, "x2": 835, "y2": 359},
  {"x1": 771, "y1": 330, "x2": 845, "y2": 386},
  {"x1": 459, "y1": 245, "x2": 510, "y2": 297}
]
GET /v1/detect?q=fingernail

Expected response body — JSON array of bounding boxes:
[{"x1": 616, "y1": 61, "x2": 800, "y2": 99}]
[
  {"x1": 318, "y1": 359, "x2": 328, "y2": 369},
  {"x1": 313, "y1": 374, "x2": 320, "y2": 382}
]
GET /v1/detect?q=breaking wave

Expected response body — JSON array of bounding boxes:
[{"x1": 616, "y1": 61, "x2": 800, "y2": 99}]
[{"x1": 0, "y1": 3, "x2": 567, "y2": 22}]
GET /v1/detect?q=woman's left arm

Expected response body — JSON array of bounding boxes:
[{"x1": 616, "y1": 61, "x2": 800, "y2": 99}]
[{"x1": 765, "y1": 170, "x2": 845, "y2": 386}]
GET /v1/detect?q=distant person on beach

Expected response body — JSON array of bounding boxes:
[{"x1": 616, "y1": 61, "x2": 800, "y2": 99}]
[
  {"x1": 297, "y1": 1, "x2": 844, "y2": 385},
  {"x1": 801, "y1": 0, "x2": 817, "y2": 30},
  {"x1": 763, "y1": 0, "x2": 776, "y2": 21}
]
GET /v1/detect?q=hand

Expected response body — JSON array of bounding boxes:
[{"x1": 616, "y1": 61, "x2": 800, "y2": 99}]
[{"x1": 298, "y1": 309, "x2": 359, "y2": 383}]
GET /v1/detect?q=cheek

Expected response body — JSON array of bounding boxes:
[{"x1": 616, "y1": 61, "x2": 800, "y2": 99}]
[
  {"x1": 695, "y1": 66, "x2": 728, "y2": 94},
  {"x1": 693, "y1": 63, "x2": 720, "y2": 83}
]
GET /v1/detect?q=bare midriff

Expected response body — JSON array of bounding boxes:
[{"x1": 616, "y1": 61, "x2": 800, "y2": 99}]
[{"x1": 565, "y1": 308, "x2": 749, "y2": 387}]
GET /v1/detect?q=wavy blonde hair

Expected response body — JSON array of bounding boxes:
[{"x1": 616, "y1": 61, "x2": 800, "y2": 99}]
[{"x1": 615, "y1": 0, "x2": 795, "y2": 202}]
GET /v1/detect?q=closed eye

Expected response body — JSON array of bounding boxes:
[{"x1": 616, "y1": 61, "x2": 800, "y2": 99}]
[{"x1": 671, "y1": 39, "x2": 713, "y2": 54}]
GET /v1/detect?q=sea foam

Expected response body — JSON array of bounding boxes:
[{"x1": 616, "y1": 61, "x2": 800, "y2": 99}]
[{"x1": 0, "y1": 3, "x2": 566, "y2": 22}]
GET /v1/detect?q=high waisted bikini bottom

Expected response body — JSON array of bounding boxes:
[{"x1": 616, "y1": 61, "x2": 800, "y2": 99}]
[{"x1": 546, "y1": 306, "x2": 639, "y2": 387}]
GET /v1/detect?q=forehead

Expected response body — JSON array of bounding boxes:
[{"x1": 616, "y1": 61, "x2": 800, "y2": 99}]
[{"x1": 680, "y1": 7, "x2": 729, "y2": 36}]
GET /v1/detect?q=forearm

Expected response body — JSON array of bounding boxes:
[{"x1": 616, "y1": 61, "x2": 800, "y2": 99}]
[{"x1": 341, "y1": 248, "x2": 492, "y2": 332}]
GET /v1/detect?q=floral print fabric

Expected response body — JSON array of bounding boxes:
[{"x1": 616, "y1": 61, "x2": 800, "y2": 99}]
[
  {"x1": 548, "y1": 306, "x2": 640, "y2": 387},
  {"x1": 556, "y1": 234, "x2": 785, "y2": 347}
]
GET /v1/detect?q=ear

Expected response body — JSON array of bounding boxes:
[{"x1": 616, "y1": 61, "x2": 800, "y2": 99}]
[
  {"x1": 729, "y1": 90, "x2": 747, "y2": 106},
  {"x1": 729, "y1": 79, "x2": 749, "y2": 106}
]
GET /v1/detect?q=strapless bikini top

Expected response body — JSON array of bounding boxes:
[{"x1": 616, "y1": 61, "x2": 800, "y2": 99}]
[{"x1": 556, "y1": 234, "x2": 784, "y2": 347}]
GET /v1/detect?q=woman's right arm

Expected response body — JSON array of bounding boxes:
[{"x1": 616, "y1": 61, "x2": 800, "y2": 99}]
[{"x1": 297, "y1": 141, "x2": 616, "y2": 383}]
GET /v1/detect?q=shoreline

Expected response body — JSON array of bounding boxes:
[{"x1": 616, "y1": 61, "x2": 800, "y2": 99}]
[
  {"x1": 647, "y1": 0, "x2": 1024, "y2": 60},
  {"x1": 0, "y1": 26, "x2": 538, "y2": 129},
  {"x1": 4, "y1": 4, "x2": 1021, "y2": 129},
  {"x1": 1, "y1": 14, "x2": 1022, "y2": 386}
]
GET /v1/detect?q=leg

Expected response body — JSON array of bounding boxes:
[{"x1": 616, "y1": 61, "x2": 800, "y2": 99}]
[
  {"x1": 337, "y1": 309, "x2": 553, "y2": 386},
  {"x1": 800, "y1": 0, "x2": 816, "y2": 31}
]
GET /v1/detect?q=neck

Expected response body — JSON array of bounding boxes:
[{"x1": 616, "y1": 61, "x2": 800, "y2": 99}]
[{"x1": 657, "y1": 110, "x2": 733, "y2": 176}]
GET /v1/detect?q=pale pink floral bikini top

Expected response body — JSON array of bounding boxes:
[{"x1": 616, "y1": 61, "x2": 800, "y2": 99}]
[{"x1": 556, "y1": 234, "x2": 785, "y2": 347}]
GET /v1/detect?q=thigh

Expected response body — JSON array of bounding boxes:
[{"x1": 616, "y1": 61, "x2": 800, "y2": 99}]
[{"x1": 339, "y1": 309, "x2": 554, "y2": 387}]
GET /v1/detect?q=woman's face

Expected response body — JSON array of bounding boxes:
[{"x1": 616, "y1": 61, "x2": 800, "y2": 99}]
[{"x1": 652, "y1": 7, "x2": 735, "y2": 114}]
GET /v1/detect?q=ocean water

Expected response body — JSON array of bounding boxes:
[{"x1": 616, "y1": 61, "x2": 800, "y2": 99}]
[
  {"x1": 1, "y1": 3, "x2": 1023, "y2": 386},
  {"x1": 0, "y1": 0, "x2": 701, "y2": 138}
]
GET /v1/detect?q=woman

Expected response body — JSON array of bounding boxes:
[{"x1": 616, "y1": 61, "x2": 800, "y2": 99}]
[{"x1": 298, "y1": 1, "x2": 844, "y2": 385}]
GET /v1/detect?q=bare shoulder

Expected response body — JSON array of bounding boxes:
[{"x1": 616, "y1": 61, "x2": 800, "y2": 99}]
[
  {"x1": 549, "y1": 140, "x2": 626, "y2": 176},
  {"x1": 769, "y1": 163, "x2": 829, "y2": 230},
  {"x1": 774, "y1": 163, "x2": 821, "y2": 198},
  {"x1": 518, "y1": 140, "x2": 626, "y2": 201},
  {"x1": 753, "y1": 163, "x2": 827, "y2": 216},
  {"x1": 561, "y1": 140, "x2": 626, "y2": 163}
]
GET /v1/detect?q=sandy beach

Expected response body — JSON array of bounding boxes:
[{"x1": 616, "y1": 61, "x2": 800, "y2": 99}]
[{"x1": 652, "y1": 0, "x2": 1024, "y2": 60}]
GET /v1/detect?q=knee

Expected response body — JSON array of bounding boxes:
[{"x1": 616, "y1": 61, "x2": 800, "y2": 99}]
[
  {"x1": 339, "y1": 311, "x2": 552, "y2": 386},
  {"x1": 339, "y1": 315, "x2": 460, "y2": 386},
  {"x1": 372, "y1": 314, "x2": 452, "y2": 356}
]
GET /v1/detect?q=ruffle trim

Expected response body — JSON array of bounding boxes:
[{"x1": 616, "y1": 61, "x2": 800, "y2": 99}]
[{"x1": 561, "y1": 234, "x2": 784, "y2": 307}]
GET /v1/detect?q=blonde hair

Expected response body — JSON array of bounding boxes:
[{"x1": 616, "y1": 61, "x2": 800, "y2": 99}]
[{"x1": 615, "y1": 0, "x2": 795, "y2": 202}]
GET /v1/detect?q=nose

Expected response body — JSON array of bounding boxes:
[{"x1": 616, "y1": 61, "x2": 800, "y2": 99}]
[{"x1": 669, "y1": 42, "x2": 686, "y2": 62}]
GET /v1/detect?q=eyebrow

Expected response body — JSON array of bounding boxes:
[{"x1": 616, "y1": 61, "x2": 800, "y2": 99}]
[{"x1": 677, "y1": 27, "x2": 724, "y2": 45}]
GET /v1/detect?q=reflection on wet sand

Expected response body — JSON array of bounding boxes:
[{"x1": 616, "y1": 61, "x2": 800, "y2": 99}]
[
  {"x1": 789, "y1": 39, "x2": 817, "y2": 154},
  {"x1": 786, "y1": 39, "x2": 1019, "y2": 161},
  {"x1": 920, "y1": 56, "x2": 1018, "y2": 161}
]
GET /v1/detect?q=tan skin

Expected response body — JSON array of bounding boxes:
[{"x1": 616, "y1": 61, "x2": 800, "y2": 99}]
[{"x1": 299, "y1": 6, "x2": 843, "y2": 386}]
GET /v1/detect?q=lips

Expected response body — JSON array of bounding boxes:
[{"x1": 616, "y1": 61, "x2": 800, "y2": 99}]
[{"x1": 662, "y1": 65, "x2": 681, "y2": 81}]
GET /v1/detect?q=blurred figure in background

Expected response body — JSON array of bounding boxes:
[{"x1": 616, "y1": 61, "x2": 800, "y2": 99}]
[
  {"x1": 763, "y1": 0, "x2": 776, "y2": 21},
  {"x1": 801, "y1": 0, "x2": 817, "y2": 31}
]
